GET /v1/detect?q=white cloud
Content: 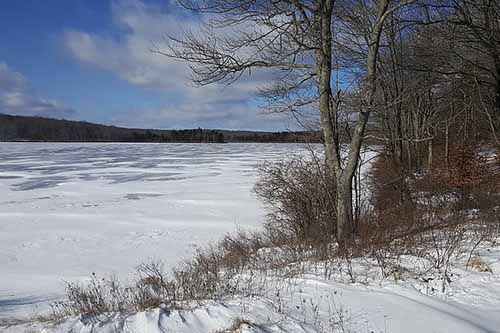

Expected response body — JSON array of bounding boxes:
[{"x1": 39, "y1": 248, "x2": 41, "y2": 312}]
[
  {"x1": 0, "y1": 63, "x2": 76, "y2": 118},
  {"x1": 62, "y1": 0, "x2": 290, "y2": 130},
  {"x1": 108, "y1": 101, "x2": 296, "y2": 131}
]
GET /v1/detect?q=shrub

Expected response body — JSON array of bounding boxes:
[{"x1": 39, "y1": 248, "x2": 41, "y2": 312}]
[
  {"x1": 51, "y1": 273, "x2": 132, "y2": 322},
  {"x1": 254, "y1": 156, "x2": 337, "y2": 248},
  {"x1": 362, "y1": 143, "x2": 500, "y2": 276},
  {"x1": 50, "y1": 231, "x2": 277, "y2": 321}
]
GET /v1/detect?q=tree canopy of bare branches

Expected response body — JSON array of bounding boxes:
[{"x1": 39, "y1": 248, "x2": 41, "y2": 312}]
[{"x1": 158, "y1": 0, "x2": 500, "y2": 243}]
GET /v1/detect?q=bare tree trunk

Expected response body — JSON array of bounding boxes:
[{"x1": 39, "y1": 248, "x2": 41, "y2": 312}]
[
  {"x1": 428, "y1": 138, "x2": 433, "y2": 168},
  {"x1": 495, "y1": 62, "x2": 500, "y2": 114},
  {"x1": 445, "y1": 121, "x2": 450, "y2": 167},
  {"x1": 336, "y1": 180, "x2": 353, "y2": 240},
  {"x1": 316, "y1": 0, "x2": 344, "y2": 240},
  {"x1": 315, "y1": 0, "x2": 358, "y2": 243},
  {"x1": 332, "y1": 0, "x2": 402, "y2": 242},
  {"x1": 316, "y1": 1, "x2": 334, "y2": 156},
  {"x1": 397, "y1": 113, "x2": 404, "y2": 164}
]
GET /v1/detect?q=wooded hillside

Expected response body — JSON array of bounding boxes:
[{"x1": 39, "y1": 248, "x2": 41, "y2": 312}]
[{"x1": 0, "y1": 114, "x2": 320, "y2": 143}]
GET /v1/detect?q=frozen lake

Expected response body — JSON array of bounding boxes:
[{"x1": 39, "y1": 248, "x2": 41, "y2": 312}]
[{"x1": 0, "y1": 142, "x2": 311, "y2": 319}]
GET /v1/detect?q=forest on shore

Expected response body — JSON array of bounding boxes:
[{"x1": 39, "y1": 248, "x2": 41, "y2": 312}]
[{"x1": 0, "y1": 113, "x2": 320, "y2": 143}]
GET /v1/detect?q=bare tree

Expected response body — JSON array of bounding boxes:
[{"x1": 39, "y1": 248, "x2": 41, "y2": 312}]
[
  {"x1": 417, "y1": 0, "x2": 500, "y2": 147},
  {"x1": 159, "y1": 0, "x2": 418, "y2": 243}
]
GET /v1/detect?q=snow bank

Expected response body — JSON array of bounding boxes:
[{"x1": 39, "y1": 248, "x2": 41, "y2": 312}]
[{"x1": 6, "y1": 243, "x2": 500, "y2": 332}]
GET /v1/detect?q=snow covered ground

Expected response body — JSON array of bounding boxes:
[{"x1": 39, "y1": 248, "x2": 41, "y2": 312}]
[
  {"x1": 0, "y1": 143, "x2": 312, "y2": 320},
  {"x1": 2, "y1": 142, "x2": 499, "y2": 333},
  {"x1": 5, "y1": 242, "x2": 500, "y2": 332}
]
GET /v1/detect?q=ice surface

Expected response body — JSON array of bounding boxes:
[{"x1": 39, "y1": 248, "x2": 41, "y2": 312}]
[{"x1": 0, "y1": 143, "x2": 313, "y2": 319}]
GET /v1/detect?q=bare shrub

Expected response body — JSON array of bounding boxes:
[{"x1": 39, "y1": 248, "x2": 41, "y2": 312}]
[
  {"x1": 218, "y1": 230, "x2": 265, "y2": 270},
  {"x1": 361, "y1": 143, "x2": 500, "y2": 282},
  {"x1": 467, "y1": 256, "x2": 493, "y2": 273},
  {"x1": 51, "y1": 273, "x2": 132, "y2": 322},
  {"x1": 172, "y1": 245, "x2": 233, "y2": 302},
  {"x1": 51, "y1": 232, "x2": 275, "y2": 320},
  {"x1": 428, "y1": 144, "x2": 499, "y2": 211},
  {"x1": 133, "y1": 260, "x2": 175, "y2": 310},
  {"x1": 215, "y1": 318, "x2": 253, "y2": 333},
  {"x1": 254, "y1": 156, "x2": 336, "y2": 250}
]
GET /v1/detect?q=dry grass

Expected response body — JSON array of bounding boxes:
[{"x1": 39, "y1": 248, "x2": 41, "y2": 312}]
[
  {"x1": 214, "y1": 318, "x2": 254, "y2": 333},
  {"x1": 467, "y1": 256, "x2": 493, "y2": 273}
]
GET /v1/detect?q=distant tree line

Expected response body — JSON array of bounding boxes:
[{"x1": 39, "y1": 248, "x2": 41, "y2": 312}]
[
  {"x1": 131, "y1": 128, "x2": 225, "y2": 143},
  {"x1": 0, "y1": 114, "x2": 320, "y2": 143},
  {"x1": 225, "y1": 131, "x2": 320, "y2": 143}
]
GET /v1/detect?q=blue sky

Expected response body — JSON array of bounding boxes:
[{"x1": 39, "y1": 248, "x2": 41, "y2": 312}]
[{"x1": 0, "y1": 0, "x2": 291, "y2": 130}]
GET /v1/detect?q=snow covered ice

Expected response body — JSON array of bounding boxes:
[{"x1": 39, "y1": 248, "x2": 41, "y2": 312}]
[{"x1": 0, "y1": 143, "x2": 307, "y2": 320}]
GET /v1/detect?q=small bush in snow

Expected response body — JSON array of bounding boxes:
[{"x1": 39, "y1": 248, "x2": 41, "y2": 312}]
[{"x1": 255, "y1": 156, "x2": 337, "y2": 251}]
